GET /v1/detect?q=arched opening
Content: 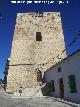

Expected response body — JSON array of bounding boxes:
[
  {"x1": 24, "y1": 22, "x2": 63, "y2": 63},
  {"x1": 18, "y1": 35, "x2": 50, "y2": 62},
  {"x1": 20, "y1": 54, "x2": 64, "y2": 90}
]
[{"x1": 37, "y1": 70, "x2": 42, "y2": 82}]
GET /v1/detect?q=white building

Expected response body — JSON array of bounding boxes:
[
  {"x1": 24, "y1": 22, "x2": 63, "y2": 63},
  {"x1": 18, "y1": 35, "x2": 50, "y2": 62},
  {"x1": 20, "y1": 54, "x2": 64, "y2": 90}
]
[{"x1": 44, "y1": 50, "x2": 80, "y2": 103}]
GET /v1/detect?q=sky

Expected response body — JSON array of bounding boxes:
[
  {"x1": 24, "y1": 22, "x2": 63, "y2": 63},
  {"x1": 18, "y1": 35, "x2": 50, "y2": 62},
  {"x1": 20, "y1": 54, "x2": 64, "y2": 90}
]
[{"x1": 0, "y1": 0, "x2": 80, "y2": 79}]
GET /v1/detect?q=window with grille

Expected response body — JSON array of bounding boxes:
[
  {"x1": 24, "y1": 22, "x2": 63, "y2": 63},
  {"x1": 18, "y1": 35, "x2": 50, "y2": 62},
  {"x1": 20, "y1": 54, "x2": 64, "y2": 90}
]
[{"x1": 68, "y1": 75, "x2": 77, "y2": 93}]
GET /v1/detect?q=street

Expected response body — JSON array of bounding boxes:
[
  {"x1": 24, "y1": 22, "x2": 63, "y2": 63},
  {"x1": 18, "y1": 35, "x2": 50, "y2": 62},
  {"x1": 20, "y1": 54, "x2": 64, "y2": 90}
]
[{"x1": 0, "y1": 88, "x2": 79, "y2": 107}]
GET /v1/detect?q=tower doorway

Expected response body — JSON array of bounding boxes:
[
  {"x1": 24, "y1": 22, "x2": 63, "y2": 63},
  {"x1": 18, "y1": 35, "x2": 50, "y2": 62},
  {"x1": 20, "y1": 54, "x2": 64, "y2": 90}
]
[{"x1": 37, "y1": 70, "x2": 42, "y2": 82}]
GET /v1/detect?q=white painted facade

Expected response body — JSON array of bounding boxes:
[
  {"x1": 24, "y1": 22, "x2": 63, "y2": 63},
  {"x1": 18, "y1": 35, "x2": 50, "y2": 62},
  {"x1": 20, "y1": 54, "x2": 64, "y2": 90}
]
[{"x1": 44, "y1": 50, "x2": 80, "y2": 103}]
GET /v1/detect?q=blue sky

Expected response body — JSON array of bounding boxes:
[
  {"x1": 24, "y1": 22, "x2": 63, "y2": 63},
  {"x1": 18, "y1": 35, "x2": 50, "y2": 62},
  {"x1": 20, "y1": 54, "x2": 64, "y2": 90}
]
[{"x1": 0, "y1": 0, "x2": 80, "y2": 79}]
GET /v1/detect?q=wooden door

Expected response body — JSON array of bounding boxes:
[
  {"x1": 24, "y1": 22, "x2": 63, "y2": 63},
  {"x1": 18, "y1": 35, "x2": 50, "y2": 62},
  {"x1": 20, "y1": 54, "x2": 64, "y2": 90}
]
[{"x1": 59, "y1": 78, "x2": 64, "y2": 98}]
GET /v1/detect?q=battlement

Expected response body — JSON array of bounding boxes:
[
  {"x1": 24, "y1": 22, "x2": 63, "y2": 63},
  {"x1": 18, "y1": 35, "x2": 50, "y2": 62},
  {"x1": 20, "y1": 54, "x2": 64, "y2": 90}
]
[{"x1": 17, "y1": 12, "x2": 60, "y2": 17}]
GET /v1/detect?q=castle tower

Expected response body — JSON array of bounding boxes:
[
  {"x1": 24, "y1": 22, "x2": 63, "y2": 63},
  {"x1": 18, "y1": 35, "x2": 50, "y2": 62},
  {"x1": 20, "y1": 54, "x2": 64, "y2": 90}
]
[{"x1": 6, "y1": 12, "x2": 66, "y2": 94}]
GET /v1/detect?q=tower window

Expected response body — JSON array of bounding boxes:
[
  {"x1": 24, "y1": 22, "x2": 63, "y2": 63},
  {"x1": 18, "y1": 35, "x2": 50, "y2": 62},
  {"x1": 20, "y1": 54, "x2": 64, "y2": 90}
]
[
  {"x1": 38, "y1": 12, "x2": 43, "y2": 17},
  {"x1": 36, "y1": 32, "x2": 42, "y2": 41}
]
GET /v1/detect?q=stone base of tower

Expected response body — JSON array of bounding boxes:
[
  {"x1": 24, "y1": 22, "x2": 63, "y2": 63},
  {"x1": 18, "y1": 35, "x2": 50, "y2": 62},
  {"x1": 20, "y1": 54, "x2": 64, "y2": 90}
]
[
  {"x1": 12, "y1": 85, "x2": 43, "y2": 97},
  {"x1": 6, "y1": 64, "x2": 43, "y2": 94}
]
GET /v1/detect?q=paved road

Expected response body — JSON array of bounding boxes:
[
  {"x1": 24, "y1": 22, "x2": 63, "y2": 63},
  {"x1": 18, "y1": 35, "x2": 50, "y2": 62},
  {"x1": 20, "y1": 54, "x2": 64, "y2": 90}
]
[{"x1": 0, "y1": 88, "x2": 79, "y2": 107}]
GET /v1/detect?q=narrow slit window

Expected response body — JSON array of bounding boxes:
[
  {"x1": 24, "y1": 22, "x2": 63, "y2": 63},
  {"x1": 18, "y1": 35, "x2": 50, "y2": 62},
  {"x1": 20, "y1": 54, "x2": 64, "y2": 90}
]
[{"x1": 36, "y1": 32, "x2": 42, "y2": 41}]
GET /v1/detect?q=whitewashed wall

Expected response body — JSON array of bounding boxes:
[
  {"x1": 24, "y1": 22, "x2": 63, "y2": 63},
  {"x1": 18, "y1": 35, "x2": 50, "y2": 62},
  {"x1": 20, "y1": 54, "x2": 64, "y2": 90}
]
[{"x1": 44, "y1": 51, "x2": 80, "y2": 103}]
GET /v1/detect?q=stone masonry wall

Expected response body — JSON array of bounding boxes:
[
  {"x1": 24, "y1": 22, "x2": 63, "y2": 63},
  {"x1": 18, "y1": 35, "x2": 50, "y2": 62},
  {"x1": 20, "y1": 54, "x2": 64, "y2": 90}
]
[{"x1": 6, "y1": 12, "x2": 66, "y2": 93}]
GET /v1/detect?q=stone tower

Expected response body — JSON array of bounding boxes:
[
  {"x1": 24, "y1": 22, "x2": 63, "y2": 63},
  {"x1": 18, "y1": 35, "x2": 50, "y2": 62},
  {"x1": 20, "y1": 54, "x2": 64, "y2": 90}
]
[{"x1": 6, "y1": 12, "x2": 66, "y2": 94}]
